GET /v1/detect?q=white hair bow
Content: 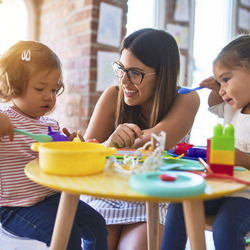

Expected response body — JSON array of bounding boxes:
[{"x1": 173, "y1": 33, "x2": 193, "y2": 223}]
[{"x1": 21, "y1": 50, "x2": 31, "y2": 61}]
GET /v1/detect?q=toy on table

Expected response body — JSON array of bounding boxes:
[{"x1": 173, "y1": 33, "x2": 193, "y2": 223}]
[
  {"x1": 208, "y1": 124, "x2": 235, "y2": 176},
  {"x1": 14, "y1": 128, "x2": 52, "y2": 142},
  {"x1": 173, "y1": 142, "x2": 207, "y2": 159},
  {"x1": 86, "y1": 138, "x2": 99, "y2": 143},
  {"x1": 174, "y1": 142, "x2": 194, "y2": 156},
  {"x1": 14, "y1": 126, "x2": 68, "y2": 142},
  {"x1": 73, "y1": 130, "x2": 82, "y2": 142},
  {"x1": 47, "y1": 126, "x2": 69, "y2": 141},
  {"x1": 31, "y1": 141, "x2": 116, "y2": 176},
  {"x1": 129, "y1": 170, "x2": 206, "y2": 198},
  {"x1": 106, "y1": 131, "x2": 166, "y2": 174},
  {"x1": 192, "y1": 158, "x2": 250, "y2": 185},
  {"x1": 159, "y1": 173, "x2": 177, "y2": 182},
  {"x1": 186, "y1": 147, "x2": 206, "y2": 158}
]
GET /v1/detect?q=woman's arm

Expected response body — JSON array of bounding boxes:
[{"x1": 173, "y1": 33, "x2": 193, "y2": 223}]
[
  {"x1": 85, "y1": 86, "x2": 199, "y2": 150},
  {"x1": 132, "y1": 91, "x2": 200, "y2": 150},
  {"x1": 84, "y1": 86, "x2": 143, "y2": 148},
  {"x1": 200, "y1": 76, "x2": 223, "y2": 107},
  {"x1": 84, "y1": 86, "x2": 117, "y2": 143}
]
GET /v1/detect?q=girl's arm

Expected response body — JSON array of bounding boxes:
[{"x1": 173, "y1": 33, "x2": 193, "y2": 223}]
[
  {"x1": 132, "y1": 90, "x2": 200, "y2": 150},
  {"x1": 235, "y1": 149, "x2": 250, "y2": 170},
  {"x1": 200, "y1": 76, "x2": 223, "y2": 107},
  {"x1": 0, "y1": 112, "x2": 14, "y2": 140},
  {"x1": 84, "y1": 86, "x2": 143, "y2": 148}
]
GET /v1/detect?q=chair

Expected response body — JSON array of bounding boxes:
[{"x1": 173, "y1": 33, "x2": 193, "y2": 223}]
[{"x1": 0, "y1": 224, "x2": 49, "y2": 250}]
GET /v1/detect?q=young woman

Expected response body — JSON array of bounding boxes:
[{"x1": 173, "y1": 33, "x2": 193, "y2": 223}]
[{"x1": 82, "y1": 28, "x2": 200, "y2": 250}]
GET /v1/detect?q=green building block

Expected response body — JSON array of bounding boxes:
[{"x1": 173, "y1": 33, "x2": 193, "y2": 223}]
[{"x1": 211, "y1": 124, "x2": 235, "y2": 151}]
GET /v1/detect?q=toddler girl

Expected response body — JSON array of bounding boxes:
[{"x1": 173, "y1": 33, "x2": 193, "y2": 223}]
[
  {"x1": 0, "y1": 41, "x2": 108, "y2": 250},
  {"x1": 161, "y1": 34, "x2": 250, "y2": 250}
]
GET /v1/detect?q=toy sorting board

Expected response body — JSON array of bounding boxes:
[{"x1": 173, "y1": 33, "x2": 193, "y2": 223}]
[{"x1": 129, "y1": 171, "x2": 206, "y2": 198}]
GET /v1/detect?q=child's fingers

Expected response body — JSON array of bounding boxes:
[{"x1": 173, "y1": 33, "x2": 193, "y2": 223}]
[
  {"x1": 199, "y1": 76, "x2": 215, "y2": 86},
  {"x1": 62, "y1": 127, "x2": 71, "y2": 137}
]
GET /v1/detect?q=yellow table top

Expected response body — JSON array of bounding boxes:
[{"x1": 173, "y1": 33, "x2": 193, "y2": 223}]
[{"x1": 25, "y1": 159, "x2": 249, "y2": 202}]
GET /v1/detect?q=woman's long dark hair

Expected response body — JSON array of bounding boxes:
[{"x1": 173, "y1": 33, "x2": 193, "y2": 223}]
[{"x1": 115, "y1": 28, "x2": 180, "y2": 129}]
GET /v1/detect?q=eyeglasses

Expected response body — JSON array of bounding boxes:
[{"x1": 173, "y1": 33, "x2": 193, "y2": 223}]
[{"x1": 111, "y1": 61, "x2": 156, "y2": 85}]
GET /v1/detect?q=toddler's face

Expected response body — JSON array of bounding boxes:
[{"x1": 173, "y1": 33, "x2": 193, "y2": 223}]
[
  {"x1": 213, "y1": 63, "x2": 250, "y2": 112},
  {"x1": 12, "y1": 69, "x2": 61, "y2": 118}
]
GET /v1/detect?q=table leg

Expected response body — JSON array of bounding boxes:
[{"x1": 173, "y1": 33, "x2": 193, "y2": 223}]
[
  {"x1": 146, "y1": 201, "x2": 159, "y2": 250},
  {"x1": 182, "y1": 200, "x2": 206, "y2": 250},
  {"x1": 50, "y1": 192, "x2": 80, "y2": 250}
]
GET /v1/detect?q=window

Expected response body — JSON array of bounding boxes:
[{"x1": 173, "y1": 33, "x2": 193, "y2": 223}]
[
  {"x1": 0, "y1": 0, "x2": 28, "y2": 55},
  {"x1": 126, "y1": 0, "x2": 235, "y2": 146},
  {"x1": 126, "y1": 0, "x2": 155, "y2": 36},
  {"x1": 0, "y1": 0, "x2": 34, "y2": 108},
  {"x1": 190, "y1": 0, "x2": 234, "y2": 145}
]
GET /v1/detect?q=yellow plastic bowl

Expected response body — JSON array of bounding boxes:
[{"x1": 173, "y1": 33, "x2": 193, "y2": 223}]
[{"x1": 31, "y1": 142, "x2": 116, "y2": 176}]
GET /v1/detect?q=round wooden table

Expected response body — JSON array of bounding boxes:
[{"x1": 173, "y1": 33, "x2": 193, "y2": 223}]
[{"x1": 25, "y1": 159, "x2": 249, "y2": 250}]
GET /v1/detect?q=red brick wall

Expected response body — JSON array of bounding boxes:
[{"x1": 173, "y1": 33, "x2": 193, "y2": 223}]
[{"x1": 35, "y1": 0, "x2": 128, "y2": 133}]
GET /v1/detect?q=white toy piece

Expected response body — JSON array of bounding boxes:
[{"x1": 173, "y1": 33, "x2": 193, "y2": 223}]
[{"x1": 106, "y1": 131, "x2": 166, "y2": 174}]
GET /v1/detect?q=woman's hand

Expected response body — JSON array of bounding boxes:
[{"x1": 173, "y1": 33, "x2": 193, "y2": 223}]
[
  {"x1": 62, "y1": 127, "x2": 84, "y2": 142},
  {"x1": 103, "y1": 123, "x2": 143, "y2": 148},
  {"x1": 0, "y1": 112, "x2": 14, "y2": 141}
]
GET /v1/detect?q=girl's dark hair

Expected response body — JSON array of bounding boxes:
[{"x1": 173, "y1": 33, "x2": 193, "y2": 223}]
[
  {"x1": 213, "y1": 34, "x2": 250, "y2": 69},
  {"x1": 115, "y1": 28, "x2": 180, "y2": 129},
  {"x1": 0, "y1": 40, "x2": 64, "y2": 102}
]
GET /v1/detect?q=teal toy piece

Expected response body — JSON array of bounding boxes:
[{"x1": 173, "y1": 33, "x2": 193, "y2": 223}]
[
  {"x1": 129, "y1": 171, "x2": 206, "y2": 198},
  {"x1": 14, "y1": 128, "x2": 52, "y2": 142},
  {"x1": 161, "y1": 158, "x2": 205, "y2": 171}
]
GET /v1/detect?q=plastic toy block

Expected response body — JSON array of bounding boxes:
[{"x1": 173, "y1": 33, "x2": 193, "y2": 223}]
[
  {"x1": 208, "y1": 123, "x2": 235, "y2": 176},
  {"x1": 210, "y1": 150, "x2": 235, "y2": 165},
  {"x1": 210, "y1": 163, "x2": 233, "y2": 176},
  {"x1": 211, "y1": 124, "x2": 234, "y2": 151}
]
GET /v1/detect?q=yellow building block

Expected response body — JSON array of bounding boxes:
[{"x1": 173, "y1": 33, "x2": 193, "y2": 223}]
[{"x1": 210, "y1": 149, "x2": 235, "y2": 165}]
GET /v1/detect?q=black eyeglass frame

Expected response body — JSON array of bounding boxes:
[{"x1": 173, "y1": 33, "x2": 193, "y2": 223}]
[{"x1": 111, "y1": 61, "x2": 156, "y2": 85}]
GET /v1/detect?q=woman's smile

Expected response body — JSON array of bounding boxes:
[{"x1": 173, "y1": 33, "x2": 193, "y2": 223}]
[{"x1": 123, "y1": 87, "x2": 138, "y2": 97}]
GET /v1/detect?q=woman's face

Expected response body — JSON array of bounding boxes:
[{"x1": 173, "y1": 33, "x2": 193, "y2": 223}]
[{"x1": 119, "y1": 49, "x2": 156, "y2": 110}]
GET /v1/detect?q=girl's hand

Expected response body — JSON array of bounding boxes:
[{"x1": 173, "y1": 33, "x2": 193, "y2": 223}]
[
  {"x1": 0, "y1": 112, "x2": 14, "y2": 141},
  {"x1": 200, "y1": 76, "x2": 220, "y2": 94},
  {"x1": 104, "y1": 123, "x2": 143, "y2": 148},
  {"x1": 200, "y1": 76, "x2": 223, "y2": 107},
  {"x1": 62, "y1": 127, "x2": 84, "y2": 142}
]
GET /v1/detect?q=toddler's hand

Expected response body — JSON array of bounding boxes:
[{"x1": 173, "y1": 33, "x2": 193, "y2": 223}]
[
  {"x1": 200, "y1": 76, "x2": 220, "y2": 95},
  {"x1": 0, "y1": 112, "x2": 14, "y2": 141},
  {"x1": 105, "y1": 123, "x2": 143, "y2": 148},
  {"x1": 62, "y1": 127, "x2": 84, "y2": 142}
]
